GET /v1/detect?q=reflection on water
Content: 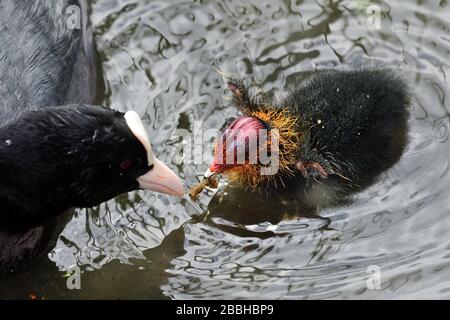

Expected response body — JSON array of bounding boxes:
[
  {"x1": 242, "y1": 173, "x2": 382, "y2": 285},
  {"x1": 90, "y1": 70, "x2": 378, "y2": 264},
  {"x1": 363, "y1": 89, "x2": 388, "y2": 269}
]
[{"x1": 1, "y1": 0, "x2": 450, "y2": 299}]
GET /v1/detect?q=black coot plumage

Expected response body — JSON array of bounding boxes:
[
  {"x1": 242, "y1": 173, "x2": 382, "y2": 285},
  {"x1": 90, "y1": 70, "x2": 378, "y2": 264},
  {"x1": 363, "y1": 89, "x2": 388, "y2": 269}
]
[
  {"x1": 0, "y1": 1, "x2": 183, "y2": 275},
  {"x1": 201, "y1": 68, "x2": 409, "y2": 206}
]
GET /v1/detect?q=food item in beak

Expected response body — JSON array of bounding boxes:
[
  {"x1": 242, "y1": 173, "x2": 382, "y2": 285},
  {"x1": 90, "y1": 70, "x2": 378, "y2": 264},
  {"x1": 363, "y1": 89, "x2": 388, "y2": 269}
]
[{"x1": 189, "y1": 173, "x2": 219, "y2": 200}]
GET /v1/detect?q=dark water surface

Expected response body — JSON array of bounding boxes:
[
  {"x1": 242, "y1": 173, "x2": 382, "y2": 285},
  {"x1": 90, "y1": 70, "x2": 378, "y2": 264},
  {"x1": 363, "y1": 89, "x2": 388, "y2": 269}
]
[{"x1": 1, "y1": 0, "x2": 450, "y2": 299}]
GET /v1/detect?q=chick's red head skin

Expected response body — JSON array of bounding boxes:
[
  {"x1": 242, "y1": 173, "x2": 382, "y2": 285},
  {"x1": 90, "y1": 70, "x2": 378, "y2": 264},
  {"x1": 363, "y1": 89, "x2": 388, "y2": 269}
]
[{"x1": 209, "y1": 116, "x2": 267, "y2": 174}]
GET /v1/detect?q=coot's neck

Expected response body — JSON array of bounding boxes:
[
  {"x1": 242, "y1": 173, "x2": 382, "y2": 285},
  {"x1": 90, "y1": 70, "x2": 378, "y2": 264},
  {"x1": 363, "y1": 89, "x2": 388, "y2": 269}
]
[
  {"x1": 0, "y1": 125, "x2": 70, "y2": 229},
  {"x1": 0, "y1": 194, "x2": 56, "y2": 231}
]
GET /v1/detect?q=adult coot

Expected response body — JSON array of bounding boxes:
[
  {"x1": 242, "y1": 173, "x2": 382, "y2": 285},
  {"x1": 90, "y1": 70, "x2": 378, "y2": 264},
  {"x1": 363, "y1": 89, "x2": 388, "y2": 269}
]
[{"x1": 0, "y1": 1, "x2": 183, "y2": 274}]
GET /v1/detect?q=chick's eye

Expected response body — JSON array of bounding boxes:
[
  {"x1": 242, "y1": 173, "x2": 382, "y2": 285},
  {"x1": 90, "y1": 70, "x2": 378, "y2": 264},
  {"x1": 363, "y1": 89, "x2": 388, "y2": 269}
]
[{"x1": 120, "y1": 158, "x2": 133, "y2": 171}]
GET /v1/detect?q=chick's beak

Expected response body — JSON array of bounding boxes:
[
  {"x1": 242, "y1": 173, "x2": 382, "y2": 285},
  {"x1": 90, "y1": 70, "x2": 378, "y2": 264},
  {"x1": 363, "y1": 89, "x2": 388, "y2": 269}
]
[
  {"x1": 137, "y1": 157, "x2": 184, "y2": 197},
  {"x1": 204, "y1": 168, "x2": 215, "y2": 178}
]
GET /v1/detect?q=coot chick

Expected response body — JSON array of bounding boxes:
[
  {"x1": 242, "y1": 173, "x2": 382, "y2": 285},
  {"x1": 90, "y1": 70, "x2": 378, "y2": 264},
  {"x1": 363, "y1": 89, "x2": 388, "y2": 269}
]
[
  {"x1": 0, "y1": 1, "x2": 183, "y2": 274},
  {"x1": 199, "y1": 69, "x2": 409, "y2": 205}
]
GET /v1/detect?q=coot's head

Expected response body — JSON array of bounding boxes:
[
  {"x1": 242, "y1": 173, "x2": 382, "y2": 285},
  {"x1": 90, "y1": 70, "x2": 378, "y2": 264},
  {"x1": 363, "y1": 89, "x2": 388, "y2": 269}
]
[
  {"x1": 0, "y1": 105, "x2": 183, "y2": 225},
  {"x1": 205, "y1": 107, "x2": 303, "y2": 191}
]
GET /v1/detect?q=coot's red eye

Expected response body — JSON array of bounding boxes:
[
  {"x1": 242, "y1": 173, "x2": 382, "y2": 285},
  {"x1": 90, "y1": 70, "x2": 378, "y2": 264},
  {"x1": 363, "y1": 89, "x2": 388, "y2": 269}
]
[{"x1": 120, "y1": 158, "x2": 133, "y2": 171}]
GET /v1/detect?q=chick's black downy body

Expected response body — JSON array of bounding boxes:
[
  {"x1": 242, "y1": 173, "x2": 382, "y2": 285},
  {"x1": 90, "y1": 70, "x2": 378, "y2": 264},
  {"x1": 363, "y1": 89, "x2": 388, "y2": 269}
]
[{"x1": 223, "y1": 69, "x2": 409, "y2": 204}]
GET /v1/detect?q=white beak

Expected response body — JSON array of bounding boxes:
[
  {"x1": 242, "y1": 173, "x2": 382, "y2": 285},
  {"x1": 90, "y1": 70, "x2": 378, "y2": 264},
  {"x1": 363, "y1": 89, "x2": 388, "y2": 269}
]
[
  {"x1": 137, "y1": 157, "x2": 184, "y2": 197},
  {"x1": 124, "y1": 110, "x2": 184, "y2": 197}
]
